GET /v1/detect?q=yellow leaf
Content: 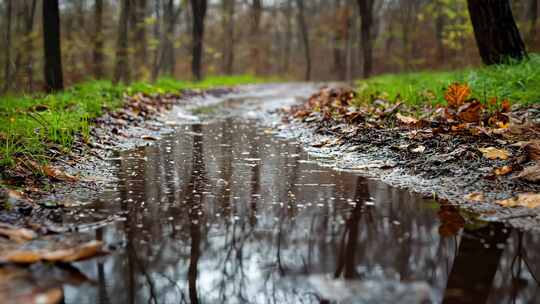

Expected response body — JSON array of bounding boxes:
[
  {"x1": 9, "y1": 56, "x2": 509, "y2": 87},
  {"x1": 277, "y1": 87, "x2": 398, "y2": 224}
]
[
  {"x1": 479, "y1": 147, "x2": 510, "y2": 160},
  {"x1": 497, "y1": 193, "x2": 540, "y2": 208},
  {"x1": 494, "y1": 165, "x2": 513, "y2": 176},
  {"x1": 396, "y1": 113, "x2": 418, "y2": 125},
  {"x1": 464, "y1": 192, "x2": 485, "y2": 202}
]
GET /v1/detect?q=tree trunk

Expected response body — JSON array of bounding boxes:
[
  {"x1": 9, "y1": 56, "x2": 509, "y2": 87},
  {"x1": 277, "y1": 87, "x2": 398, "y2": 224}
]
[
  {"x1": 190, "y1": 0, "x2": 207, "y2": 81},
  {"x1": 467, "y1": 0, "x2": 527, "y2": 65},
  {"x1": 221, "y1": 0, "x2": 235, "y2": 75},
  {"x1": 357, "y1": 0, "x2": 374, "y2": 78},
  {"x1": 434, "y1": 1, "x2": 445, "y2": 62},
  {"x1": 281, "y1": 0, "x2": 293, "y2": 74},
  {"x1": 2, "y1": 0, "x2": 12, "y2": 93},
  {"x1": 527, "y1": 0, "x2": 538, "y2": 45},
  {"x1": 151, "y1": 0, "x2": 161, "y2": 81},
  {"x1": 132, "y1": 0, "x2": 148, "y2": 80},
  {"x1": 43, "y1": 0, "x2": 64, "y2": 92},
  {"x1": 114, "y1": 0, "x2": 131, "y2": 84},
  {"x1": 295, "y1": 0, "x2": 311, "y2": 81},
  {"x1": 333, "y1": 0, "x2": 346, "y2": 80},
  {"x1": 161, "y1": 0, "x2": 182, "y2": 77},
  {"x1": 250, "y1": 0, "x2": 263, "y2": 74},
  {"x1": 93, "y1": 0, "x2": 104, "y2": 78},
  {"x1": 23, "y1": 0, "x2": 37, "y2": 91}
]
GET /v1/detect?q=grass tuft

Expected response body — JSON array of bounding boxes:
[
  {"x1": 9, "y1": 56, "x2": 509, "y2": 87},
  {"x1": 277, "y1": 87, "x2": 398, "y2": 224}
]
[
  {"x1": 356, "y1": 53, "x2": 540, "y2": 108},
  {"x1": 0, "y1": 75, "x2": 266, "y2": 172}
]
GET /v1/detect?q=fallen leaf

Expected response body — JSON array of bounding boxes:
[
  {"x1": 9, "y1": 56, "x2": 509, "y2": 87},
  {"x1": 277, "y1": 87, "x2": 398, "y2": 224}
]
[
  {"x1": 396, "y1": 113, "x2": 419, "y2": 124},
  {"x1": 501, "y1": 99, "x2": 511, "y2": 112},
  {"x1": 494, "y1": 165, "x2": 513, "y2": 176},
  {"x1": 411, "y1": 145, "x2": 426, "y2": 153},
  {"x1": 479, "y1": 147, "x2": 510, "y2": 160},
  {"x1": 464, "y1": 192, "x2": 485, "y2": 202},
  {"x1": 0, "y1": 224, "x2": 36, "y2": 242},
  {"x1": 0, "y1": 241, "x2": 105, "y2": 264},
  {"x1": 457, "y1": 100, "x2": 482, "y2": 123},
  {"x1": 497, "y1": 193, "x2": 540, "y2": 208},
  {"x1": 524, "y1": 140, "x2": 540, "y2": 161},
  {"x1": 444, "y1": 83, "x2": 471, "y2": 108},
  {"x1": 517, "y1": 164, "x2": 540, "y2": 183},
  {"x1": 141, "y1": 135, "x2": 159, "y2": 141},
  {"x1": 42, "y1": 166, "x2": 79, "y2": 183}
]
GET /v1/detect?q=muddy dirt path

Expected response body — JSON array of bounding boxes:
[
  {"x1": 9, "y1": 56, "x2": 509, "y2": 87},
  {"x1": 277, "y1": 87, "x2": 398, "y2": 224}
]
[{"x1": 4, "y1": 84, "x2": 540, "y2": 303}]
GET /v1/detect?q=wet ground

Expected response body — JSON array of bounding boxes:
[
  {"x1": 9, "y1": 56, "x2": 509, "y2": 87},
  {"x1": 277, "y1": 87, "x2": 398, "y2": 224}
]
[{"x1": 4, "y1": 85, "x2": 540, "y2": 303}]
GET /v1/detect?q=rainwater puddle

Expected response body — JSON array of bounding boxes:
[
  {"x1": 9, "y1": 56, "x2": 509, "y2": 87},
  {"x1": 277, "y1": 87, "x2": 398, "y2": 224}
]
[{"x1": 55, "y1": 116, "x2": 540, "y2": 304}]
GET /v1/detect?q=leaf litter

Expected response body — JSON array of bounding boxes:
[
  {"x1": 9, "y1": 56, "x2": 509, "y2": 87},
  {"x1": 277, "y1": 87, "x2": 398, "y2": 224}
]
[{"x1": 285, "y1": 84, "x2": 540, "y2": 217}]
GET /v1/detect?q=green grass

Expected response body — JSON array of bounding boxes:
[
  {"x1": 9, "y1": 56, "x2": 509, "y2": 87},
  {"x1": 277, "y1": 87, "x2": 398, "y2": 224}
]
[
  {"x1": 356, "y1": 53, "x2": 540, "y2": 108},
  {"x1": 0, "y1": 75, "x2": 266, "y2": 172}
]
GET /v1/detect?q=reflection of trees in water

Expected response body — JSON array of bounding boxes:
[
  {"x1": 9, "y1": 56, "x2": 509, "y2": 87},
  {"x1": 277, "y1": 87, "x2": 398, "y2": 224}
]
[{"x1": 78, "y1": 120, "x2": 540, "y2": 304}]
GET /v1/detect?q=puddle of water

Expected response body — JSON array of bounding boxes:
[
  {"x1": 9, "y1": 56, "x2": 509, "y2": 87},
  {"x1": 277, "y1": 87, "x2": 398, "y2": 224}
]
[{"x1": 46, "y1": 116, "x2": 540, "y2": 304}]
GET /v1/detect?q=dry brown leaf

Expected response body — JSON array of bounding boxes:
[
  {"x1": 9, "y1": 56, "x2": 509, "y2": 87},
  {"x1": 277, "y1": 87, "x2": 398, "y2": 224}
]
[
  {"x1": 0, "y1": 226, "x2": 36, "y2": 242},
  {"x1": 444, "y1": 83, "x2": 471, "y2": 108},
  {"x1": 42, "y1": 165, "x2": 79, "y2": 182},
  {"x1": 479, "y1": 147, "x2": 510, "y2": 160},
  {"x1": 141, "y1": 135, "x2": 159, "y2": 141},
  {"x1": 396, "y1": 113, "x2": 418, "y2": 125},
  {"x1": 464, "y1": 192, "x2": 485, "y2": 202},
  {"x1": 457, "y1": 100, "x2": 482, "y2": 123},
  {"x1": 494, "y1": 165, "x2": 513, "y2": 176},
  {"x1": 524, "y1": 140, "x2": 540, "y2": 161},
  {"x1": 497, "y1": 193, "x2": 540, "y2": 208},
  {"x1": 0, "y1": 241, "x2": 104, "y2": 264},
  {"x1": 517, "y1": 164, "x2": 540, "y2": 183}
]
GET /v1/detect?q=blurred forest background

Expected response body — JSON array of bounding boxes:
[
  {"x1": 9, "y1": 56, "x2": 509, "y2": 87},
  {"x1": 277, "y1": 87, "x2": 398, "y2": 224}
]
[{"x1": 1, "y1": 0, "x2": 539, "y2": 93}]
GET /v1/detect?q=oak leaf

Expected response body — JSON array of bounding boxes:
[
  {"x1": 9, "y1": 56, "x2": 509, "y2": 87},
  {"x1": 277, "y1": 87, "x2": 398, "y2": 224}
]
[
  {"x1": 479, "y1": 147, "x2": 510, "y2": 160},
  {"x1": 497, "y1": 193, "x2": 540, "y2": 208},
  {"x1": 444, "y1": 83, "x2": 471, "y2": 108},
  {"x1": 457, "y1": 100, "x2": 482, "y2": 123}
]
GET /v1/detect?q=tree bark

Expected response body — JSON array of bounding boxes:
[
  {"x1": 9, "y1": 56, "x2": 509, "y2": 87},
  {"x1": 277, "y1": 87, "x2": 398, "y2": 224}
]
[
  {"x1": 2, "y1": 0, "x2": 12, "y2": 93},
  {"x1": 527, "y1": 0, "x2": 538, "y2": 45},
  {"x1": 467, "y1": 0, "x2": 527, "y2": 65},
  {"x1": 357, "y1": 0, "x2": 374, "y2": 78},
  {"x1": 250, "y1": 0, "x2": 262, "y2": 74},
  {"x1": 281, "y1": 0, "x2": 293, "y2": 74},
  {"x1": 43, "y1": 0, "x2": 64, "y2": 92},
  {"x1": 160, "y1": 0, "x2": 182, "y2": 77},
  {"x1": 333, "y1": 0, "x2": 346, "y2": 80},
  {"x1": 221, "y1": 0, "x2": 235, "y2": 75},
  {"x1": 132, "y1": 0, "x2": 148, "y2": 79},
  {"x1": 295, "y1": 0, "x2": 311, "y2": 81},
  {"x1": 114, "y1": 0, "x2": 131, "y2": 84},
  {"x1": 190, "y1": 0, "x2": 207, "y2": 81},
  {"x1": 93, "y1": 0, "x2": 104, "y2": 78}
]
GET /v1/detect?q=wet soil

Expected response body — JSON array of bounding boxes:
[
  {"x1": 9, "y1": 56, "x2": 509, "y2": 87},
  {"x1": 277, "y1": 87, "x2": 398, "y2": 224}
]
[{"x1": 2, "y1": 84, "x2": 540, "y2": 303}]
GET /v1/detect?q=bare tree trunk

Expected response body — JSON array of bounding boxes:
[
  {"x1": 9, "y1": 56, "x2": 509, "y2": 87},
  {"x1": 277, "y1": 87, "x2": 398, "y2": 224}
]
[
  {"x1": 467, "y1": 0, "x2": 527, "y2": 65},
  {"x1": 2, "y1": 0, "x2": 12, "y2": 93},
  {"x1": 357, "y1": 0, "x2": 374, "y2": 78},
  {"x1": 114, "y1": 0, "x2": 131, "y2": 84},
  {"x1": 132, "y1": 0, "x2": 148, "y2": 80},
  {"x1": 160, "y1": 0, "x2": 182, "y2": 77},
  {"x1": 281, "y1": 0, "x2": 293, "y2": 74},
  {"x1": 151, "y1": 0, "x2": 161, "y2": 81},
  {"x1": 527, "y1": 0, "x2": 538, "y2": 45},
  {"x1": 435, "y1": 1, "x2": 446, "y2": 62},
  {"x1": 295, "y1": 0, "x2": 311, "y2": 81},
  {"x1": 190, "y1": 0, "x2": 207, "y2": 81},
  {"x1": 22, "y1": 0, "x2": 37, "y2": 91},
  {"x1": 93, "y1": 0, "x2": 104, "y2": 78},
  {"x1": 221, "y1": 0, "x2": 235, "y2": 75},
  {"x1": 250, "y1": 0, "x2": 263, "y2": 75},
  {"x1": 43, "y1": 0, "x2": 64, "y2": 92},
  {"x1": 333, "y1": 0, "x2": 346, "y2": 80}
]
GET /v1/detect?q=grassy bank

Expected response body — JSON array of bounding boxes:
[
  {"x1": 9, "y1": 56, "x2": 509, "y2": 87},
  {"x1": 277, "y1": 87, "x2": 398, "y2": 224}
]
[
  {"x1": 356, "y1": 54, "x2": 540, "y2": 108},
  {"x1": 0, "y1": 75, "x2": 265, "y2": 171}
]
